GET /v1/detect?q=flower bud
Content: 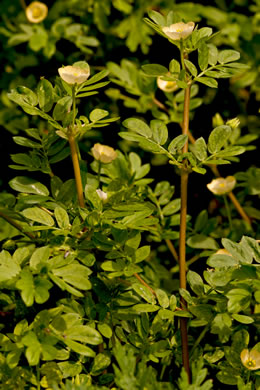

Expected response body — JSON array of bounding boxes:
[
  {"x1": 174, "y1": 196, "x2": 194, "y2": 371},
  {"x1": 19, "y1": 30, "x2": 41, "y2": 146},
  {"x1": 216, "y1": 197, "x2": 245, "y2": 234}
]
[{"x1": 212, "y1": 113, "x2": 224, "y2": 128}]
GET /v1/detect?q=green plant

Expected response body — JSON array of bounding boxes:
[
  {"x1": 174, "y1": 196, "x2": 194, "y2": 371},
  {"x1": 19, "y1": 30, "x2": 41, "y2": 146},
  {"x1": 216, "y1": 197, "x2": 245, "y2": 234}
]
[{"x1": 0, "y1": 2, "x2": 259, "y2": 390}]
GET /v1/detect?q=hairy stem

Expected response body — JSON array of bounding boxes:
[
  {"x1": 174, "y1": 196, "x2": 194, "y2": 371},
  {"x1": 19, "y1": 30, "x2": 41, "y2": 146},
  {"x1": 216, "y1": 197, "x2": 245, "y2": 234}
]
[{"x1": 179, "y1": 83, "x2": 191, "y2": 381}]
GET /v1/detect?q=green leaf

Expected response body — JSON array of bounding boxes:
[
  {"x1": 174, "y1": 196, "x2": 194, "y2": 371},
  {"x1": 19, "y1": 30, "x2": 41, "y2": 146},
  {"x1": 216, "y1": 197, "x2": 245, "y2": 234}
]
[
  {"x1": 13, "y1": 136, "x2": 41, "y2": 148},
  {"x1": 148, "y1": 10, "x2": 165, "y2": 26},
  {"x1": 184, "y1": 59, "x2": 197, "y2": 77},
  {"x1": 21, "y1": 207, "x2": 54, "y2": 226},
  {"x1": 194, "y1": 210, "x2": 208, "y2": 232},
  {"x1": 150, "y1": 120, "x2": 168, "y2": 145},
  {"x1": 241, "y1": 236, "x2": 260, "y2": 263},
  {"x1": 30, "y1": 246, "x2": 50, "y2": 272},
  {"x1": 193, "y1": 137, "x2": 207, "y2": 161},
  {"x1": 192, "y1": 166, "x2": 207, "y2": 174},
  {"x1": 29, "y1": 26, "x2": 48, "y2": 51},
  {"x1": 0, "y1": 250, "x2": 21, "y2": 283},
  {"x1": 208, "y1": 44, "x2": 218, "y2": 66},
  {"x1": 131, "y1": 304, "x2": 159, "y2": 313},
  {"x1": 187, "y1": 271, "x2": 204, "y2": 296},
  {"x1": 169, "y1": 59, "x2": 180, "y2": 73},
  {"x1": 123, "y1": 118, "x2": 152, "y2": 138},
  {"x1": 8, "y1": 86, "x2": 38, "y2": 107},
  {"x1": 64, "y1": 325, "x2": 102, "y2": 345},
  {"x1": 89, "y1": 108, "x2": 109, "y2": 122},
  {"x1": 16, "y1": 269, "x2": 34, "y2": 306},
  {"x1": 37, "y1": 79, "x2": 54, "y2": 112},
  {"x1": 54, "y1": 206, "x2": 70, "y2": 229},
  {"x1": 9, "y1": 176, "x2": 49, "y2": 195},
  {"x1": 84, "y1": 70, "x2": 109, "y2": 86},
  {"x1": 232, "y1": 314, "x2": 254, "y2": 324},
  {"x1": 168, "y1": 134, "x2": 188, "y2": 154},
  {"x1": 91, "y1": 353, "x2": 111, "y2": 374},
  {"x1": 222, "y1": 238, "x2": 253, "y2": 264},
  {"x1": 215, "y1": 146, "x2": 245, "y2": 157},
  {"x1": 218, "y1": 50, "x2": 240, "y2": 64},
  {"x1": 162, "y1": 199, "x2": 181, "y2": 216},
  {"x1": 208, "y1": 125, "x2": 232, "y2": 154},
  {"x1": 132, "y1": 283, "x2": 156, "y2": 304},
  {"x1": 64, "y1": 339, "x2": 96, "y2": 357},
  {"x1": 141, "y1": 64, "x2": 168, "y2": 77},
  {"x1": 187, "y1": 234, "x2": 219, "y2": 250},
  {"x1": 97, "y1": 323, "x2": 113, "y2": 339},
  {"x1": 155, "y1": 289, "x2": 169, "y2": 309},
  {"x1": 139, "y1": 139, "x2": 162, "y2": 153},
  {"x1": 196, "y1": 77, "x2": 218, "y2": 88},
  {"x1": 52, "y1": 264, "x2": 92, "y2": 290},
  {"x1": 226, "y1": 288, "x2": 251, "y2": 313},
  {"x1": 53, "y1": 96, "x2": 72, "y2": 121},
  {"x1": 22, "y1": 331, "x2": 41, "y2": 366},
  {"x1": 135, "y1": 245, "x2": 150, "y2": 263},
  {"x1": 207, "y1": 254, "x2": 238, "y2": 268},
  {"x1": 198, "y1": 41, "x2": 209, "y2": 71}
]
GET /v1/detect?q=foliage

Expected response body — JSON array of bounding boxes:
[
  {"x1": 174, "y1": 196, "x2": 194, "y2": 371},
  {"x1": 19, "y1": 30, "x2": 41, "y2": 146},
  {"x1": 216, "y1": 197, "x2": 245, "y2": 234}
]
[{"x1": 0, "y1": 0, "x2": 259, "y2": 389}]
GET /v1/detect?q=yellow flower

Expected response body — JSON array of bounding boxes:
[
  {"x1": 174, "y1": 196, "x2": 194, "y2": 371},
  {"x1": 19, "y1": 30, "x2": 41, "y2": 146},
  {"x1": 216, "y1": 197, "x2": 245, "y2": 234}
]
[
  {"x1": 25, "y1": 1, "x2": 48, "y2": 23},
  {"x1": 226, "y1": 117, "x2": 240, "y2": 130},
  {"x1": 96, "y1": 189, "x2": 108, "y2": 203},
  {"x1": 241, "y1": 349, "x2": 260, "y2": 371},
  {"x1": 162, "y1": 22, "x2": 195, "y2": 41},
  {"x1": 58, "y1": 65, "x2": 90, "y2": 85},
  {"x1": 91, "y1": 143, "x2": 117, "y2": 163},
  {"x1": 207, "y1": 176, "x2": 236, "y2": 195},
  {"x1": 157, "y1": 76, "x2": 178, "y2": 92}
]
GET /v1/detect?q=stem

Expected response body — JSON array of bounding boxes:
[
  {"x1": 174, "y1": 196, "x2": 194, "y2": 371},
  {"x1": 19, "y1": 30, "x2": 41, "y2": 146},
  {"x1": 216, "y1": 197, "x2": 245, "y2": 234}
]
[
  {"x1": 68, "y1": 86, "x2": 85, "y2": 208},
  {"x1": 20, "y1": 0, "x2": 27, "y2": 10},
  {"x1": 165, "y1": 238, "x2": 179, "y2": 263},
  {"x1": 97, "y1": 161, "x2": 101, "y2": 187},
  {"x1": 68, "y1": 132, "x2": 85, "y2": 208},
  {"x1": 134, "y1": 273, "x2": 156, "y2": 296},
  {"x1": 223, "y1": 194, "x2": 233, "y2": 230},
  {"x1": 190, "y1": 324, "x2": 210, "y2": 358},
  {"x1": 179, "y1": 78, "x2": 191, "y2": 381},
  {"x1": 228, "y1": 191, "x2": 251, "y2": 226},
  {"x1": 0, "y1": 211, "x2": 35, "y2": 239}
]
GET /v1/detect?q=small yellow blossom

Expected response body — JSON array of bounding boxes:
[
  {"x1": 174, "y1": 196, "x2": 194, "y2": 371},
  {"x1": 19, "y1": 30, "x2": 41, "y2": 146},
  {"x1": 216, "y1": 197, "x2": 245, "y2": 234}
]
[
  {"x1": 226, "y1": 117, "x2": 240, "y2": 129},
  {"x1": 91, "y1": 143, "x2": 117, "y2": 163},
  {"x1": 207, "y1": 176, "x2": 236, "y2": 195},
  {"x1": 241, "y1": 349, "x2": 260, "y2": 371},
  {"x1": 157, "y1": 76, "x2": 178, "y2": 92},
  {"x1": 58, "y1": 66, "x2": 90, "y2": 85},
  {"x1": 96, "y1": 189, "x2": 108, "y2": 203},
  {"x1": 25, "y1": 1, "x2": 48, "y2": 23},
  {"x1": 162, "y1": 22, "x2": 195, "y2": 41}
]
